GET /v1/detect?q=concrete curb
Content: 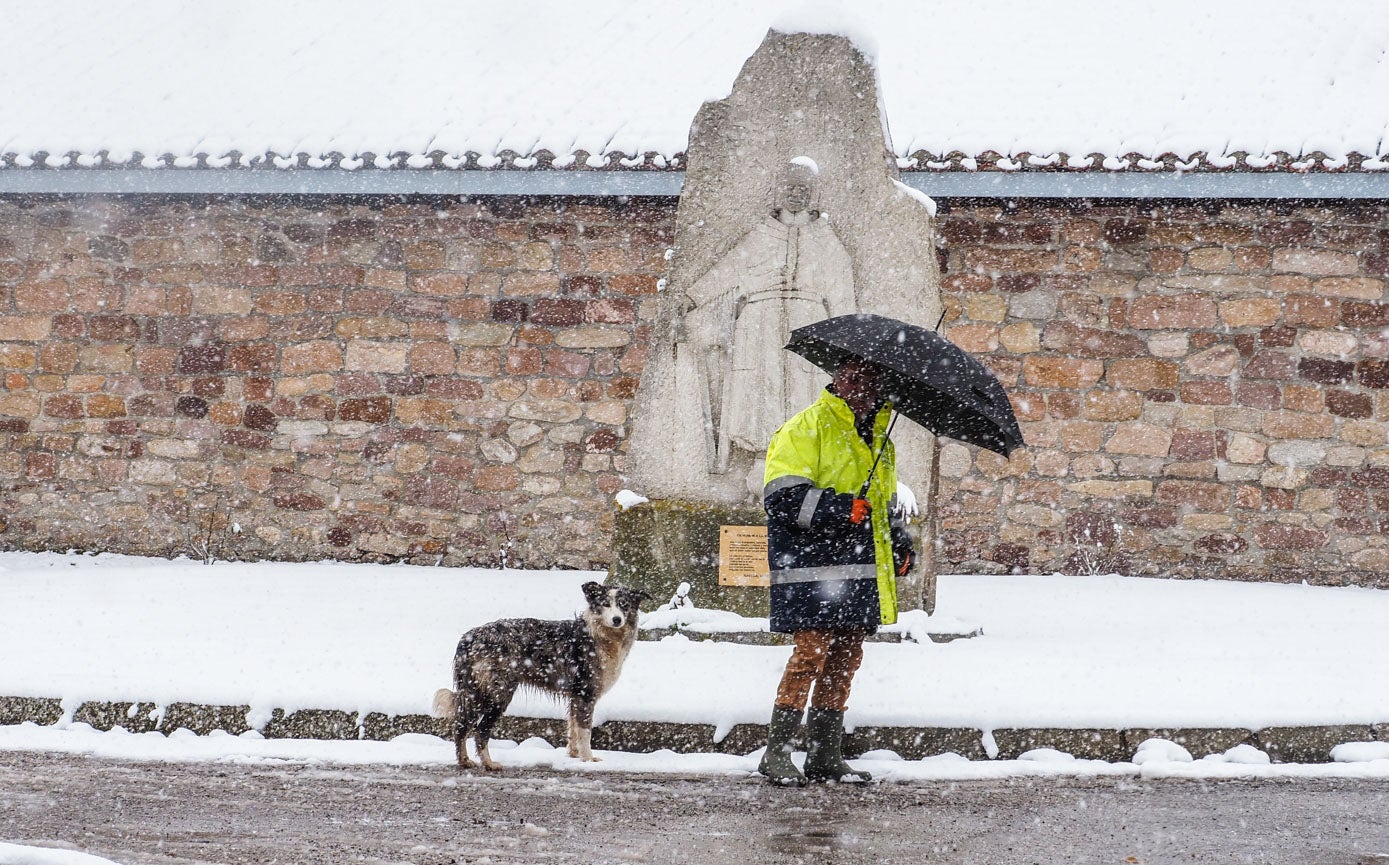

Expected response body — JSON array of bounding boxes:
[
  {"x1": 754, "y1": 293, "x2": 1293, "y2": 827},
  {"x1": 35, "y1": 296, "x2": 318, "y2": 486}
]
[{"x1": 3, "y1": 696, "x2": 1385, "y2": 764}]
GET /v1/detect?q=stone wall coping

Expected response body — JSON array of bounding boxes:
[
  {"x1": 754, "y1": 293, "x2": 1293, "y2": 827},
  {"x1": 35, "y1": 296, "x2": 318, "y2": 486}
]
[{"x1": 2, "y1": 696, "x2": 1383, "y2": 764}]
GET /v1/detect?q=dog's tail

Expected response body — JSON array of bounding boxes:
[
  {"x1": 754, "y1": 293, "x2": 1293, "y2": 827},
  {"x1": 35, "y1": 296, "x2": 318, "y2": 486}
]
[{"x1": 432, "y1": 687, "x2": 458, "y2": 720}]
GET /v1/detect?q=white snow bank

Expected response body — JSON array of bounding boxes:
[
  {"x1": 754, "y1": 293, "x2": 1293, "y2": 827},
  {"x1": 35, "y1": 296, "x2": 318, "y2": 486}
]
[
  {"x1": 0, "y1": 843, "x2": 123, "y2": 865},
  {"x1": 3, "y1": 722, "x2": 1387, "y2": 783},
  {"x1": 1333, "y1": 741, "x2": 1389, "y2": 763},
  {"x1": 1, "y1": 551, "x2": 1387, "y2": 771}
]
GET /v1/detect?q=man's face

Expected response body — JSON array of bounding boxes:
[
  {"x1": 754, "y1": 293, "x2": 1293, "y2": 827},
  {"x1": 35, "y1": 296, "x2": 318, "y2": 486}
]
[{"x1": 834, "y1": 359, "x2": 881, "y2": 418}]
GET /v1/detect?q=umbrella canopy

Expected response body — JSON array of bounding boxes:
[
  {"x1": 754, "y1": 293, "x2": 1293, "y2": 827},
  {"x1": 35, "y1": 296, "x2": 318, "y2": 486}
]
[{"x1": 784, "y1": 313, "x2": 1025, "y2": 456}]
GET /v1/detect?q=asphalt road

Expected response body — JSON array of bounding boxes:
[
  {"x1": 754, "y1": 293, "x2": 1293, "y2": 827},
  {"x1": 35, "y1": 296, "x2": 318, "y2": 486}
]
[{"x1": 2, "y1": 751, "x2": 1388, "y2": 865}]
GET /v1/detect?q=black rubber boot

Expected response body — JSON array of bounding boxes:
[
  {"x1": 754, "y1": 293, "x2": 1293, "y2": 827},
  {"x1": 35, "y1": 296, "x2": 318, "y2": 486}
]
[
  {"x1": 757, "y1": 705, "x2": 807, "y2": 787},
  {"x1": 803, "y1": 707, "x2": 872, "y2": 783}
]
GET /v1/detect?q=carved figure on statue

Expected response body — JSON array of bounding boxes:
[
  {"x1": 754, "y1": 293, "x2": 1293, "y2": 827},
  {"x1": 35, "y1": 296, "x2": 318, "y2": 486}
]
[{"x1": 673, "y1": 158, "x2": 858, "y2": 498}]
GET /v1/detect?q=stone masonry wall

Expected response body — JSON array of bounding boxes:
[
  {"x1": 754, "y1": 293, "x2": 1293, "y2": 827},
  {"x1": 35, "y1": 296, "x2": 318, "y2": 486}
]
[
  {"x1": 1, "y1": 193, "x2": 1388, "y2": 585},
  {"x1": 0, "y1": 195, "x2": 669, "y2": 568},
  {"x1": 935, "y1": 200, "x2": 1389, "y2": 586}
]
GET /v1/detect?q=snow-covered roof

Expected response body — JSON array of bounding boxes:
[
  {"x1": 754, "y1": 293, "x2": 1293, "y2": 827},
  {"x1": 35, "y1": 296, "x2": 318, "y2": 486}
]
[{"x1": 1, "y1": 1, "x2": 1387, "y2": 187}]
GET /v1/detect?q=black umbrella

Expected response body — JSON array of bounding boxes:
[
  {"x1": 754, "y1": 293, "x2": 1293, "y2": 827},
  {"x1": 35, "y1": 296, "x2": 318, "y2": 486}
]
[{"x1": 784, "y1": 312, "x2": 1024, "y2": 456}]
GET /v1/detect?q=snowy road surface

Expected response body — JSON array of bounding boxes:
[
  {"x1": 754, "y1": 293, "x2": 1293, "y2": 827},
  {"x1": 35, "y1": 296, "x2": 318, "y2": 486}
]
[{"x1": 3, "y1": 752, "x2": 1388, "y2": 865}]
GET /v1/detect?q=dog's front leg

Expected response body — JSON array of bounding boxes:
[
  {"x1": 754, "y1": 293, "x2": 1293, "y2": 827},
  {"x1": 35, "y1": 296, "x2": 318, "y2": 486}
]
[{"x1": 567, "y1": 699, "x2": 599, "y2": 762}]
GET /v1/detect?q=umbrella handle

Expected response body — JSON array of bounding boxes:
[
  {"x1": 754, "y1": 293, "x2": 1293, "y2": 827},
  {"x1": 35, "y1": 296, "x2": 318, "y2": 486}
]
[{"x1": 860, "y1": 411, "x2": 899, "y2": 499}]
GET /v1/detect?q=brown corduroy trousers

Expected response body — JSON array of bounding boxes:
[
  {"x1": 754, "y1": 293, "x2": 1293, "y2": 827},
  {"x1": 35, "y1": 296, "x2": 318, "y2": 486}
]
[{"x1": 773, "y1": 628, "x2": 867, "y2": 712}]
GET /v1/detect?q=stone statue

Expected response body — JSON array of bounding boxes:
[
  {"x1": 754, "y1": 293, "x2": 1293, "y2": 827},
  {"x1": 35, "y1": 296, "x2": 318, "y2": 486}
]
[
  {"x1": 620, "y1": 26, "x2": 947, "y2": 613},
  {"x1": 675, "y1": 159, "x2": 856, "y2": 491},
  {"x1": 625, "y1": 29, "x2": 945, "y2": 612}
]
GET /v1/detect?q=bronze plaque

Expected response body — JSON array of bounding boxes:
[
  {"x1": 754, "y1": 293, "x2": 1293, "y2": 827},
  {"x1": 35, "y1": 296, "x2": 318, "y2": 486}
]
[{"x1": 718, "y1": 525, "x2": 770, "y2": 587}]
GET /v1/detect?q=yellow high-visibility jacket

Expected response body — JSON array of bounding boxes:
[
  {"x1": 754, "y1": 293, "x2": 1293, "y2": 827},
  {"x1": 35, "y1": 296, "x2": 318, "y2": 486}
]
[{"x1": 762, "y1": 388, "x2": 910, "y2": 631}]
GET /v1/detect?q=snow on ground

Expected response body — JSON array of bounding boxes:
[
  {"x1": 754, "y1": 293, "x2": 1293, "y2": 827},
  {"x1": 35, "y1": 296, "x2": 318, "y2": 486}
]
[
  {"x1": 2, "y1": 551, "x2": 1388, "y2": 782},
  {"x1": 0, "y1": 842, "x2": 125, "y2": 865}
]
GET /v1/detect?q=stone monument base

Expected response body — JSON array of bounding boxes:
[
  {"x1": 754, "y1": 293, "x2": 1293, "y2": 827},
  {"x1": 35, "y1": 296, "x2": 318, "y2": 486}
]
[{"x1": 609, "y1": 499, "x2": 769, "y2": 619}]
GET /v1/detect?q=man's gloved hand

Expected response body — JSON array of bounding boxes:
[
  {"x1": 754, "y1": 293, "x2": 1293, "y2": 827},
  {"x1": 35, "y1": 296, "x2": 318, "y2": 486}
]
[
  {"x1": 849, "y1": 497, "x2": 871, "y2": 524},
  {"x1": 892, "y1": 529, "x2": 915, "y2": 576}
]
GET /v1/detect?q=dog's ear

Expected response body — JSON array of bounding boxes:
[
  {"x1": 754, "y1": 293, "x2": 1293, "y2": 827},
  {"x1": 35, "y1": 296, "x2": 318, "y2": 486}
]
[{"x1": 581, "y1": 581, "x2": 608, "y2": 605}]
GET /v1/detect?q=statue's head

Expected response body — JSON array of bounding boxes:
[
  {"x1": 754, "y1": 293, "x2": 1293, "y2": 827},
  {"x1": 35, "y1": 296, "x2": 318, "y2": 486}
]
[{"x1": 776, "y1": 158, "x2": 819, "y2": 213}]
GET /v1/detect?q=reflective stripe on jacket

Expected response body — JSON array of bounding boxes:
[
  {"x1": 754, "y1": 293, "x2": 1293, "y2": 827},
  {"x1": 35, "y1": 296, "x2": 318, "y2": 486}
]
[{"x1": 762, "y1": 388, "x2": 900, "y2": 631}]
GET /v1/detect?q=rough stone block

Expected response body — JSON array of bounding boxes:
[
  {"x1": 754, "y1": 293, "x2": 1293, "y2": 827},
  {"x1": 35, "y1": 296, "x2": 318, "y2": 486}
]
[
  {"x1": 610, "y1": 499, "x2": 769, "y2": 619},
  {"x1": 339, "y1": 396, "x2": 391, "y2": 424},
  {"x1": 261, "y1": 708, "x2": 360, "y2": 740},
  {"x1": 1256, "y1": 725, "x2": 1375, "y2": 763},
  {"x1": 845, "y1": 726, "x2": 988, "y2": 761},
  {"x1": 1180, "y1": 381, "x2": 1233, "y2": 405},
  {"x1": 0, "y1": 695, "x2": 63, "y2": 726},
  {"x1": 159, "y1": 703, "x2": 252, "y2": 736},
  {"x1": 530, "y1": 299, "x2": 586, "y2": 326},
  {"x1": 1107, "y1": 358, "x2": 1179, "y2": 391},
  {"x1": 1327, "y1": 390, "x2": 1373, "y2": 419},
  {"x1": 1313, "y1": 277, "x2": 1383, "y2": 299},
  {"x1": 493, "y1": 716, "x2": 568, "y2": 747},
  {"x1": 1127, "y1": 294, "x2": 1218, "y2": 329},
  {"x1": 716, "y1": 723, "x2": 776, "y2": 756},
  {"x1": 1299, "y1": 357, "x2": 1355, "y2": 385},
  {"x1": 280, "y1": 341, "x2": 343, "y2": 374},
  {"x1": 1066, "y1": 480, "x2": 1153, "y2": 499},
  {"x1": 1156, "y1": 480, "x2": 1230, "y2": 511},
  {"x1": 1022, "y1": 356, "x2": 1105, "y2": 389},
  {"x1": 554, "y1": 326, "x2": 632, "y2": 348},
  {"x1": 1105, "y1": 422, "x2": 1172, "y2": 457},
  {"x1": 1042, "y1": 323, "x2": 1147, "y2": 358},
  {"x1": 345, "y1": 341, "x2": 408, "y2": 374},
  {"x1": 74, "y1": 700, "x2": 161, "y2": 733},
  {"x1": 177, "y1": 345, "x2": 227, "y2": 374},
  {"x1": 1253, "y1": 524, "x2": 1326, "y2": 551},
  {"x1": 1262, "y1": 411, "x2": 1334, "y2": 440},
  {"x1": 590, "y1": 721, "x2": 718, "y2": 754},
  {"x1": 991, "y1": 728, "x2": 1127, "y2": 762},
  {"x1": 1358, "y1": 359, "x2": 1389, "y2": 389},
  {"x1": 361, "y1": 712, "x2": 447, "y2": 741},
  {"x1": 1272, "y1": 248, "x2": 1357, "y2": 276},
  {"x1": 1122, "y1": 728, "x2": 1254, "y2": 758},
  {"x1": 1342, "y1": 301, "x2": 1389, "y2": 327},
  {"x1": 0, "y1": 316, "x2": 54, "y2": 341}
]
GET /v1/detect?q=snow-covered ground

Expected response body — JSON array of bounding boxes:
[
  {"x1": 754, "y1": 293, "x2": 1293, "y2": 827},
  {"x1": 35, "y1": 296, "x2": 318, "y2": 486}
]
[
  {"x1": 2, "y1": 550, "x2": 1388, "y2": 783},
  {"x1": 0, "y1": 844, "x2": 125, "y2": 865}
]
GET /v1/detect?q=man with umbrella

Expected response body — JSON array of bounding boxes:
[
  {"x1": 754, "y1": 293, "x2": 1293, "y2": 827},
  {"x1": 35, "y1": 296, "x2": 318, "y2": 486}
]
[{"x1": 757, "y1": 313, "x2": 1023, "y2": 786}]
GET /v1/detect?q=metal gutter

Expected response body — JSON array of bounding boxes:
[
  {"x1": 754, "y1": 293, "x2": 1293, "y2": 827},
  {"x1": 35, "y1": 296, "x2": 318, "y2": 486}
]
[
  {"x1": 2, "y1": 168, "x2": 1389, "y2": 199},
  {"x1": 900, "y1": 171, "x2": 1389, "y2": 200},
  {"x1": 0, "y1": 169, "x2": 684, "y2": 197}
]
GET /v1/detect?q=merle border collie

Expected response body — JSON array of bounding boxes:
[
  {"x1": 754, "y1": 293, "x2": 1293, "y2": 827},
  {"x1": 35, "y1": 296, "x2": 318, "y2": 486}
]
[{"x1": 432, "y1": 581, "x2": 651, "y2": 770}]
